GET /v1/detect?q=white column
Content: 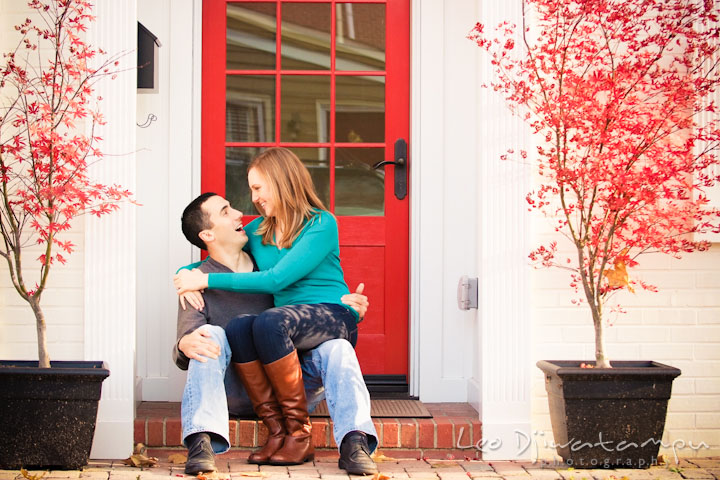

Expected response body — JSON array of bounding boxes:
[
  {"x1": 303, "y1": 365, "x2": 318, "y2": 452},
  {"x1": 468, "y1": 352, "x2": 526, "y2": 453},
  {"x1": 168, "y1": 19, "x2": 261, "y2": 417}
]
[
  {"x1": 475, "y1": 1, "x2": 533, "y2": 461},
  {"x1": 84, "y1": 0, "x2": 137, "y2": 459}
]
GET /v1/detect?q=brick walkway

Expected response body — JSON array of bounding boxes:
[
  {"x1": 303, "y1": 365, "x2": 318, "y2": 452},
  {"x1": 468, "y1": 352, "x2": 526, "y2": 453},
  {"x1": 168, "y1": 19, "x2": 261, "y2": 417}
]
[{"x1": 1, "y1": 455, "x2": 718, "y2": 480}]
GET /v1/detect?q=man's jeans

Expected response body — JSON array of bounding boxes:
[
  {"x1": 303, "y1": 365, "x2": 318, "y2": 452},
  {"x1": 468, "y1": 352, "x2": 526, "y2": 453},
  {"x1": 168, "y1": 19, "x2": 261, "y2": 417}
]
[{"x1": 181, "y1": 325, "x2": 378, "y2": 454}]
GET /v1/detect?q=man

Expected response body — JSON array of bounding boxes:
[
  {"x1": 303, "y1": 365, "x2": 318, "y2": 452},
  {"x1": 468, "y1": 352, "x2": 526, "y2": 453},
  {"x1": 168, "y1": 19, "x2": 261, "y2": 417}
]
[{"x1": 174, "y1": 192, "x2": 378, "y2": 475}]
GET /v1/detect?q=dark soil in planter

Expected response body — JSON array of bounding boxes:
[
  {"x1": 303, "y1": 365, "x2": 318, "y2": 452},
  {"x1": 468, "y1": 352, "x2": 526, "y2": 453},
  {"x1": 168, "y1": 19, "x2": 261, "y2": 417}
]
[
  {"x1": 537, "y1": 360, "x2": 681, "y2": 469},
  {"x1": 0, "y1": 360, "x2": 109, "y2": 470}
]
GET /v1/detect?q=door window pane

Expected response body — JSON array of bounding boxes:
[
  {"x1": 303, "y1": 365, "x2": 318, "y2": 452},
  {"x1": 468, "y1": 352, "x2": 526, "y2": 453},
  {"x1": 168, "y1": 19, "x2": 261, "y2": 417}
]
[
  {"x1": 226, "y1": 75, "x2": 276, "y2": 142},
  {"x1": 226, "y1": 147, "x2": 331, "y2": 215},
  {"x1": 335, "y1": 76, "x2": 385, "y2": 143},
  {"x1": 281, "y1": 3, "x2": 331, "y2": 70},
  {"x1": 226, "y1": 147, "x2": 262, "y2": 214},
  {"x1": 280, "y1": 75, "x2": 330, "y2": 142},
  {"x1": 289, "y1": 147, "x2": 331, "y2": 208},
  {"x1": 335, "y1": 148, "x2": 384, "y2": 216},
  {"x1": 227, "y1": 3, "x2": 277, "y2": 70},
  {"x1": 336, "y1": 3, "x2": 385, "y2": 71}
]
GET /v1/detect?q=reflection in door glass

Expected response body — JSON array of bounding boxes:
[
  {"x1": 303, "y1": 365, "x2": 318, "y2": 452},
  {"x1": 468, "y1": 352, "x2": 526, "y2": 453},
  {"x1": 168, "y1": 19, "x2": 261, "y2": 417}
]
[
  {"x1": 227, "y1": 3, "x2": 277, "y2": 70},
  {"x1": 281, "y1": 3, "x2": 331, "y2": 70},
  {"x1": 226, "y1": 147, "x2": 262, "y2": 214},
  {"x1": 335, "y1": 76, "x2": 385, "y2": 143},
  {"x1": 281, "y1": 75, "x2": 330, "y2": 142},
  {"x1": 335, "y1": 148, "x2": 384, "y2": 216},
  {"x1": 225, "y1": 147, "x2": 331, "y2": 215},
  {"x1": 336, "y1": 3, "x2": 385, "y2": 71},
  {"x1": 226, "y1": 75, "x2": 276, "y2": 143},
  {"x1": 288, "y1": 148, "x2": 331, "y2": 208}
]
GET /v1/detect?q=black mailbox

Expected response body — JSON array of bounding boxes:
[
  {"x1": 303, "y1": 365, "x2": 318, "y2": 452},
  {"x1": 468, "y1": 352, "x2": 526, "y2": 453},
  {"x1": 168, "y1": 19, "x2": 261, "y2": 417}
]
[{"x1": 137, "y1": 22, "x2": 161, "y2": 90}]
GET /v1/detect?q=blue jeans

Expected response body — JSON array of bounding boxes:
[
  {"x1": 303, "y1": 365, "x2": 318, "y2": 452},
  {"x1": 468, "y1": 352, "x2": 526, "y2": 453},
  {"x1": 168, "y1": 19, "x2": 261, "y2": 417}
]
[{"x1": 181, "y1": 325, "x2": 377, "y2": 454}]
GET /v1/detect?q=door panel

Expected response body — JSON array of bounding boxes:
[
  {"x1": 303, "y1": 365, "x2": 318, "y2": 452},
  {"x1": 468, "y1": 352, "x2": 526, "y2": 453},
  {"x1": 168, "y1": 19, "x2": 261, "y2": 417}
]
[{"x1": 202, "y1": 0, "x2": 409, "y2": 377}]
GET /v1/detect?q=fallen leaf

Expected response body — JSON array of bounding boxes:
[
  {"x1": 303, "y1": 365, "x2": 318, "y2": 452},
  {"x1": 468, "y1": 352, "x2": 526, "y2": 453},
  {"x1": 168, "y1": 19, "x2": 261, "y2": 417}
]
[
  {"x1": 197, "y1": 472, "x2": 230, "y2": 480},
  {"x1": 234, "y1": 473, "x2": 268, "y2": 477},
  {"x1": 169, "y1": 453, "x2": 187, "y2": 464},
  {"x1": 431, "y1": 462, "x2": 460, "y2": 468},
  {"x1": 657, "y1": 454, "x2": 668, "y2": 466},
  {"x1": 371, "y1": 451, "x2": 396, "y2": 463},
  {"x1": 122, "y1": 453, "x2": 159, "y2": 468},
  {"x1": 370, "y1": 474, "x2": 391, "y2": 480},
  {"x1": 20, "y1": 469, "x2": 47, "y2": 480}
]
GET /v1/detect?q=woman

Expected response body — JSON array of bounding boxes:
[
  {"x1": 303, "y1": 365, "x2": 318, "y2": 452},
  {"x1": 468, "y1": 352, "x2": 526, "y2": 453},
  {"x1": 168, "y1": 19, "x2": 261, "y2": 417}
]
[{"x1": 174, "y1": 147, "x2": 359, "y2": 466}]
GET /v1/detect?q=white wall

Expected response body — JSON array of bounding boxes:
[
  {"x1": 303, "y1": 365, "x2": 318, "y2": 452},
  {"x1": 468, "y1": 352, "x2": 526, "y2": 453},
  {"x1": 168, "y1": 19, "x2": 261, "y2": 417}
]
[
  {"x1": 531, "y1": 237, "x2": 720, "y2": 459},
  {"x1": 0, "y1": 1, "x2": 87, "y2": 363},
  {"x1": 0, "y1": 0, "x2": 138, "y2": 459}
]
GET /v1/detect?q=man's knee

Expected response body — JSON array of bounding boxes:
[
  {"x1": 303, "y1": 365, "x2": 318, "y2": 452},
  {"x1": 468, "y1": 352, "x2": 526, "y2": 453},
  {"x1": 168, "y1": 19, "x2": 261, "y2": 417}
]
[
  {"x1": 200, "y1": 324, "x2": 228, "y2": 345},
  {"x1": 187, "y1": 325, "x2": 230, "y2": 369},
  {"x1": 315, "y1": 338, "x2": 356, "y2": 362}
]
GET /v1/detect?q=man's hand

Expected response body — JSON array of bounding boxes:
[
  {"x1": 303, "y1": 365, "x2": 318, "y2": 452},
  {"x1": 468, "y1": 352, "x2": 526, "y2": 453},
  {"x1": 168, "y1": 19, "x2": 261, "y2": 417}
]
[
  {"x1": 178, "y1": 327, "x2": 221, "y2": 363},
  {"x1": 341, "y1": 283, "x2": 369, "y2": 319},
  {"x1": 174, "y1": 268, "x2": 209, "y2": 295}
]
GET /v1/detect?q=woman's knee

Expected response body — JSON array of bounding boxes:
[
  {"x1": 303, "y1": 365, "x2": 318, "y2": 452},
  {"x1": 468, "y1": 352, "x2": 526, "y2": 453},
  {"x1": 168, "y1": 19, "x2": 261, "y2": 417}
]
[
  {"x1": 252, "y1": 308, "x2": 291, "y2": 340},
  {"x1": 253, "y1": 308, "x2": 296, "y2": 362},
  {"x1": 225, "y1": 315, "x2": 256, "y2": 350}
]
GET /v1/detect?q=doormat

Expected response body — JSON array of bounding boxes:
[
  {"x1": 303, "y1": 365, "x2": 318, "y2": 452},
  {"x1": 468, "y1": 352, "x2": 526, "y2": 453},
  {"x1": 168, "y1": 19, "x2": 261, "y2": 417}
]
[{"x1": 310, "y1": 399, "x2": 432, "y2": 418}]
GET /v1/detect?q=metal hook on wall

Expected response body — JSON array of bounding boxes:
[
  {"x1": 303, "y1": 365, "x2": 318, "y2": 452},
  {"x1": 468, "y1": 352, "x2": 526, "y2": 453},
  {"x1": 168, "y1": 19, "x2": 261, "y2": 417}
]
[{"x1": 137, "y1": 113, "x2": 157, "y2": 128}]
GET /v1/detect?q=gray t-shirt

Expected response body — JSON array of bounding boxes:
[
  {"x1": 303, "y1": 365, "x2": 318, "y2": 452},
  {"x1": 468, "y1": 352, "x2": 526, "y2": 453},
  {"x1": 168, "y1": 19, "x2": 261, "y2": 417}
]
[{"x1": 173, "y1": 256, "x2": 274, "y2": 370}]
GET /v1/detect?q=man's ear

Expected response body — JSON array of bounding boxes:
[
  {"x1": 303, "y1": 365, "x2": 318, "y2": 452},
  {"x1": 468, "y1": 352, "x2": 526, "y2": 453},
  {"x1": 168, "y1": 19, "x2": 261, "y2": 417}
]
[{"x1": 198, "y1": 230, "x2": 214, "y2": 244}]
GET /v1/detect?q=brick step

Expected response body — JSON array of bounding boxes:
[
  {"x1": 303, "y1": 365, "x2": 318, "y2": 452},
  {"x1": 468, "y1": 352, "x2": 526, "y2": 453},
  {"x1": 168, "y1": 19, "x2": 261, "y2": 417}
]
[{"x1": 135, "y1": 402, "x2": 481, "y2": 457}]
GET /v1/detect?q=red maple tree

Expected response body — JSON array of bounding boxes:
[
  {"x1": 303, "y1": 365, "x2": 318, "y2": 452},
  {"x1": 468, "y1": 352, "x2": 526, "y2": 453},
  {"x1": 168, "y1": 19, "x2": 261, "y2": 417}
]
[
  {"x1": 470, "y1": 0, "x2": 720, "y2": 367},
  {"x1": 0, "y1": 0, "x2": 132, "y2": 368}
]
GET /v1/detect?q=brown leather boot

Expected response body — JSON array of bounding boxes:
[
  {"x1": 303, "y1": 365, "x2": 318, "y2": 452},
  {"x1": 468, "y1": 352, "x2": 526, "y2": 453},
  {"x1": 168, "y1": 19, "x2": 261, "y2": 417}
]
[
  {"x1": 233, "y1": 361, "x2": 286, "y2": 464},
  {"x1": 262, "y1": 350, "x2": 315, "y2": 465}
]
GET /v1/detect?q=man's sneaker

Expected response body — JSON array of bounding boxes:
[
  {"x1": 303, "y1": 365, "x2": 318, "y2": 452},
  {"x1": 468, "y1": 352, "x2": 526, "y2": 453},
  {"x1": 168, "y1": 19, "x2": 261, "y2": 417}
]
[
  {"x1": 184, "y1": 432, "x2": 217, "y2": 475},
  {"x1": 338, "y1": 431, "x2": 378, "y2": 475}
]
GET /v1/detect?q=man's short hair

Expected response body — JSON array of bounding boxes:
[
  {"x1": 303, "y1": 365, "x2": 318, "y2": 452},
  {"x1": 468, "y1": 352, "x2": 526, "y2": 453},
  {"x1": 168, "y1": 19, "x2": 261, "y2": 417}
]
[{"x1": 181, "y1": 192, "x2": 218, "y2": 250}]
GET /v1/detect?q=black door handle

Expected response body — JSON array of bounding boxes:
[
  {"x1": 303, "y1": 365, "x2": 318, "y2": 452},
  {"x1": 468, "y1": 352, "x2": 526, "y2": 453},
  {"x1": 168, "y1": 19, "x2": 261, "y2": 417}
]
[
  {"x1": 373, "y1": 158, "x2": 405, "y2": 169},
  {"x1": 372, "y1": 139, "x2": 407, "y2": 200}
]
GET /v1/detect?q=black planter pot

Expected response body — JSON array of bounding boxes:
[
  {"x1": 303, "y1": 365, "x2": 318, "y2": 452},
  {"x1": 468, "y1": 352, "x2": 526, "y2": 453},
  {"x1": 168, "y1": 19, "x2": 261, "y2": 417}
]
[
  {"x1": 537, "y1": 360, "x2": 681, "y2": 469},
  {"x1": 0, "y1": 360, "x2": 110, "y2": 470}
]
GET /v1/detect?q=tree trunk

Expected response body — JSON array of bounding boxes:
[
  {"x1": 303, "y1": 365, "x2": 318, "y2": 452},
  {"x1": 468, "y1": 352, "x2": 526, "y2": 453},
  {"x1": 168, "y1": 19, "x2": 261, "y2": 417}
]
[
  {"x1": 578, "y1": 247, "x2": 611, "y2": 368},
  {"x1": 593, "y1": 312, "x2": 611, "y2": 368},
  {"x1": 29, "y1": 298, "x2": 50, "y2": 368}
]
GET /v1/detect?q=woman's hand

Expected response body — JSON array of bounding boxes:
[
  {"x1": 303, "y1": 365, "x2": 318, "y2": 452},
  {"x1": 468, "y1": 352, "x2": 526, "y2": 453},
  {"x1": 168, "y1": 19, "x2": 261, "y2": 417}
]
[
  {"x1": 179, "y1": 290, "x2": 206, "y2": 311},
  {"x1": 174, "y1": 268, "x2": 209, "y2": 294},
  {"x1": 341, "y1": 283, "x2": 369, "y2": 319}
]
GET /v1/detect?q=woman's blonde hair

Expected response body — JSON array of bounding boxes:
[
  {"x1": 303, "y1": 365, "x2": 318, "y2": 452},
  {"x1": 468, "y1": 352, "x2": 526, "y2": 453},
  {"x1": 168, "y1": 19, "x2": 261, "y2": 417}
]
[{"x1": 249, "y1": 147, "x2": 328, "y2": 248}]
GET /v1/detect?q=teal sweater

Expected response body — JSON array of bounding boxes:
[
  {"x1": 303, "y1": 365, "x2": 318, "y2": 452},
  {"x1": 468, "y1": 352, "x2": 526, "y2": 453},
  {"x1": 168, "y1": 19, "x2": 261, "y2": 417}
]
[{"x1": 183, "y1": 210, "x2": 358, "y2": 320}]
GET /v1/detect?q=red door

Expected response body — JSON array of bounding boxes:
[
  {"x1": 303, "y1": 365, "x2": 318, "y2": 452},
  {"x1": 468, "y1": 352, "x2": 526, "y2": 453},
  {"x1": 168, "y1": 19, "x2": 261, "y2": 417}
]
[{"x1": 202, "y1": 0, "x2": 409, "y2": 381}]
